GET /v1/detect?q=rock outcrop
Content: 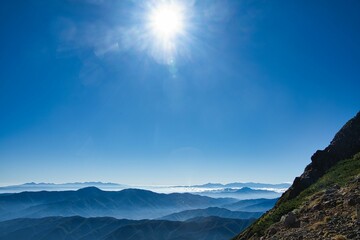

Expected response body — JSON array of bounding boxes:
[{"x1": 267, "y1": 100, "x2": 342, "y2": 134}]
[{"x1": 284, "y1": 112, "x2": 360, "y2": 202}]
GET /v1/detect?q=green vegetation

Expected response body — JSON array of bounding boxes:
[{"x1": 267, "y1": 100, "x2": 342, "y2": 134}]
[{"x1": 238, "y1": 152, "x2": 360, "y2": 238}]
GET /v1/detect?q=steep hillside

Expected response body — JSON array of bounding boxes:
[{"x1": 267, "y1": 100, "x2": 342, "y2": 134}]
[
  {"x1": 284, "y1": 111, "x2": 360, "y2": 202},
  {"x1": 235, "y1": 112, "x2": 360, "y2": 240}
]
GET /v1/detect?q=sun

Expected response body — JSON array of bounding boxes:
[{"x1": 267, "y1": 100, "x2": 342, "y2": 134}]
[
  {"x1": 149, "y1": 2, "x2": 185, "y2": 42},
  {"x1": 142, "y1": 1, "x2": 190, "y2": 64}
]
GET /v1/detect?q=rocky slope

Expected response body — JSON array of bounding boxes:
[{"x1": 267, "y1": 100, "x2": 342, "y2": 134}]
[
  {"x1": 235, "y1": 112, "x2": 360, "y2": 240},
  {"x1": 261, "y1": 175, "x2": 359, "y2": 239}
]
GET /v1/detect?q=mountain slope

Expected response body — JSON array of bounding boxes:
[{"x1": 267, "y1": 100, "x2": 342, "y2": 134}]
[
  {"x1": 106, "y1": 216, "x2": 255, "y2": 240},
  {"x1": 0, "y1": 216, "x2": 254, "y2": 240},
  {"x1": 0, "y1": 216, "x2": 133, "y2": 240},
  {"x1": 0, "y1": 188, "x2": 236, "y2": 221},
  {"x1": 235, "y1": 112, "x2": 360, "y2": 239},
  {"x1": 158, "y1": 207, "x2": 263, "y2": 221}
]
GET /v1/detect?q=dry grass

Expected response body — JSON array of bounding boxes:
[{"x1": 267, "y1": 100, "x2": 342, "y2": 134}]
[
  {"x1": 309, "y1": 221, "x2": 325, "y2": 230},
  {"x1": 332, "y1": 235, "x2": 347, "y2": 240}
]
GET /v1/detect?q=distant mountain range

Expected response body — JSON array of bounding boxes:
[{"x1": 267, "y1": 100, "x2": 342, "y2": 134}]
[
  {"x1": 158, "y1": 207, "x2": 263, "y2": 221},
  {"x1": 0, "y1": 181, "x2": 290, "y2": 194},
  {"x1": 0, "y1": 187, "x2": 237, "y2": 221},
  {"x1": 194, "y1": 187, "x2": 282, "y2": 200},
  {"x1": 0, "y1": 187, "x2": 276, "y2": 240},
  {"x1": 0, "y1": 182, "x2": 126, "y2": 193},
  {"x1": 189, "y1": 182, "x2": 290, "y2": 189},
  {"x1": 0, "y1": 216, "x2": 255, "y2": 240}
]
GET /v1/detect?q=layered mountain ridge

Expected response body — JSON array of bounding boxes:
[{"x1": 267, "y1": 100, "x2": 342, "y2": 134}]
[
  {"x1": 0, "y1": 188, "x2": 236, "y2": 221},
  {"x1": 159, "y1": 207, "x2": 263, "y2": 221},
  {"x1": 0, "y1": 216, "x2": 255, "y2": 240}
]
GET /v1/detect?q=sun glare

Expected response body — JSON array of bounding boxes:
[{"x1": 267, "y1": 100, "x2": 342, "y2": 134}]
[
  {"x1": 143, "y1": 1, "x2": 190, "y2": 64},
  {"x1": 149, "y1": 2, "x2": 185, "y2": 42}
]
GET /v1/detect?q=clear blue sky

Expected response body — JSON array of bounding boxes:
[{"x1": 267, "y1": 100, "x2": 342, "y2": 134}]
[{"x1": 0, "y1": 0, "x2": 359, "y2": 186}]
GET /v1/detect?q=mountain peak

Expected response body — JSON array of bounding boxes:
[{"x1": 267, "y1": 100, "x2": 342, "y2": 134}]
[
  {"x1": 285, "y1": 111, "x2": 360, "y2": 200},
  {"x1": 76, "y1": 186, "x2": 103, "y2": 194}
]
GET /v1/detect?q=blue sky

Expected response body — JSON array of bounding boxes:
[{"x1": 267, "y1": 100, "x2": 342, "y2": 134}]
[{"x1": 0, "y1": 0, "x2": 359, "y2": 186}]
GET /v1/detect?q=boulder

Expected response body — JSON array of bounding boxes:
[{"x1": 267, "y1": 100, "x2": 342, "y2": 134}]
[{"x1": 281, "y1": 212, "x2": 299, "y2": 228}]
